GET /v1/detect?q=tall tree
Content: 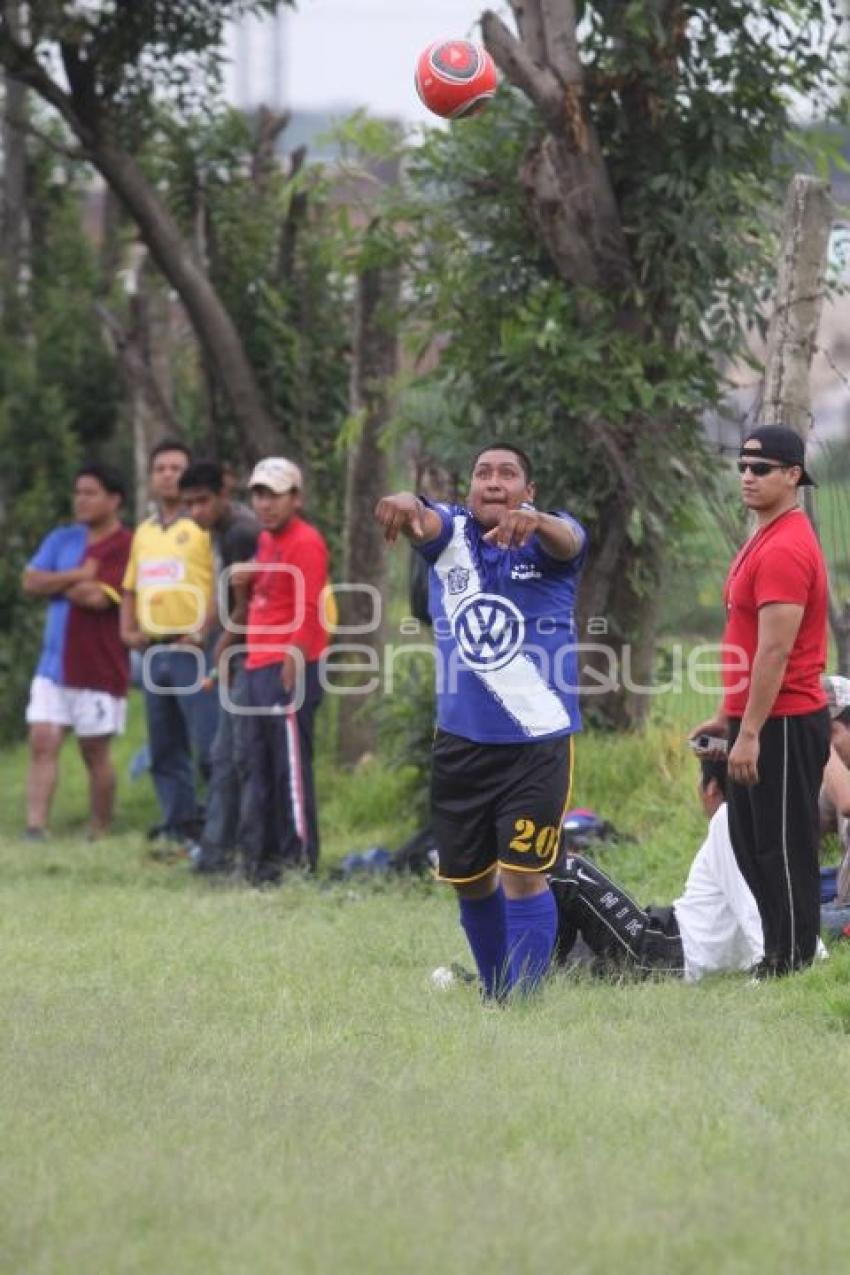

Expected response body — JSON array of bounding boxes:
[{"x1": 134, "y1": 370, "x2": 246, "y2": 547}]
[
  {"x1": 154, "y1": 104, "x2": 349, "y2": 521},
  {"x1": 403, "y1": 0, "x2": 844, "y2": 725},
  {"x1": 0, "y1": 128, "x2": 120, "y2": 740},
  {"x1": 0, "y1": 0, "x2": 26, "y2": 312},
  {"x1": 0, "y1": 0, "x2": 292, "y2": 457},
  {"x1": 338, "y1": 217, "x2": 401, "y2": 764}
]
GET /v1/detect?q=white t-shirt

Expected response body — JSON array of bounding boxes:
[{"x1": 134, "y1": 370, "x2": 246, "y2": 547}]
[{"x1": 673, "y1": 804, "x2": 764, "y2": 982}]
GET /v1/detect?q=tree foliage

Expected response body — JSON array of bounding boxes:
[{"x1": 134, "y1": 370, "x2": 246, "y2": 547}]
[
  {"x1": 405, "y1": 1, "x2": 843, "y2": 477},
  {"x1": 0, "y1": 2, "x2": 298, "y2": 455},
  {"x1": 0, "y1": 135, "x2": 122, "y2": 740},
  {"x1": 396, "y1": 2, "x2": 844, "y2": 718},
  {"x1": 21, "y1": 1, "x2": 286, "y2": 127},
  {"x1": 151, "y1": 106, "x2": 350, "y2": 542}
]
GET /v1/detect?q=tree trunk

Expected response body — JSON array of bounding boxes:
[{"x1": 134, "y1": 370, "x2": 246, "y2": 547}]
[
  {"x1": 97, "y1": 255, "x2": 180, "y2": 520},
  {"x1": 337, "y1": 232, "x2": 401, "y2": 765},
  {"x1": 760, "y1": 175, "x2": 846, "y2": 665},
  {"x1": 0, "y1": 33, "x2": 282, "y2": 460},
  {"x1": 1, "y1": 0, "x2": 26, "y2": 314},
  {"x1": 760, "y1": 175, "x2": 832, "y2": 434},
  {"x1": 482, "y1": 1, "x2": 675, "y2": 727},
  {"x1": 92, "y1": 141, "x2": 280, "y2": 460},
  {"x1": 482, "y1": 4, "x2": 634, "y2": 296}
]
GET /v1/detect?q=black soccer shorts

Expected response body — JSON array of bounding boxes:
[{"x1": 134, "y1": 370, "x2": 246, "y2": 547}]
[{"x1": 430, "y1": 729, "x2": 574, "y2": 883}]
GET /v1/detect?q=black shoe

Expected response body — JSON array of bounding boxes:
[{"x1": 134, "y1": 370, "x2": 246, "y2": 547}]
[
  {"x1": 449, "y1": 962, "x2": 477, "y2": 985},
  {"x1": 749, "y1": 958, "x2": 788, "y2": 982},
  {"x1": 22, "y1": 827, "x2": 46, "y2": 842},
  {"x1": 191, "y1": 852, "x2": 235, "y2": 877}
]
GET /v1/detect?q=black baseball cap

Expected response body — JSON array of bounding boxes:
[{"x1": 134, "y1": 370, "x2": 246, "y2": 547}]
[{"x1": 740, "y1": 424, "x2": 816, "y2": 487}]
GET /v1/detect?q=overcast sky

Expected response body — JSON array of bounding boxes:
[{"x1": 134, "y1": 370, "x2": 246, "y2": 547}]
[{"x1": 225, "y1": 1, "x2": 502, "y2": 124}]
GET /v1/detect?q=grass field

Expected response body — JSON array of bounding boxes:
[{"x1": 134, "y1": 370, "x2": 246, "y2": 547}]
[{"x1": 2, "y1": 701, "x2": 850, "y2": 1274}]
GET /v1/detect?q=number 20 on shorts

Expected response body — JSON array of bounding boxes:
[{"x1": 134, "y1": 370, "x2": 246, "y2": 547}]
[{"x1": 509, "y1": 818, "x2": 559, "y2": 859}]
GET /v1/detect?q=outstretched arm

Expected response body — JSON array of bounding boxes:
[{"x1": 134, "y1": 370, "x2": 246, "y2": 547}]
[
  {"x1": 374, "y1": 492, "x2": 443, "y2": 545},
  {"x1": 482, "y1": 508, "x2": 584, "y2": 560}
]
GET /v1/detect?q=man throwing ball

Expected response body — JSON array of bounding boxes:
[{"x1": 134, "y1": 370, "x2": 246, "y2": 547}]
[{"x1": 375, "y1": 445, "x2": 586, "y2": 997}]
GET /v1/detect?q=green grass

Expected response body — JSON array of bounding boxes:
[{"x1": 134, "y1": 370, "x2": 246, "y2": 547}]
[{"x1": 3, "y1": 704, "x2": 850, "y2": 1273}]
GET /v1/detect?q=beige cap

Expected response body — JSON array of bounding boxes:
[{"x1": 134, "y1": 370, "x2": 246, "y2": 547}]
[
  {"x1": 823, "y1": 675, "x2": 850, "y2": 719},
  {"x1": 248, "y1": 457, "x2": 303, "y2": 495}
]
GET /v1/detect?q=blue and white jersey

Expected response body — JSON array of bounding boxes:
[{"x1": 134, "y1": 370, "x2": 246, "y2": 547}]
[
  {"x1": 417, "y1": 503, "x2": 586, "y2": 744},
  {"x1": 28, "y1": 524, "x2": 88, "y2": 684}
]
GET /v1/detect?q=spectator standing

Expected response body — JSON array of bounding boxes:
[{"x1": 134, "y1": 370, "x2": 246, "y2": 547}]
[
  {"x1": 22, "y1": 464, "x2": 132, "y2": 838},
  {"x1": 120, "y1": 439, "x2": 218, "y2": 850},
  {"x1": 178, "y1": 460, "x2": 259, "y2": 875},
  {"x1": 235, "y1": 458, "x2": 330, "y2": 885},
  {"x1": 691, "y1": 425, "x2": 830, "y2": 978}
]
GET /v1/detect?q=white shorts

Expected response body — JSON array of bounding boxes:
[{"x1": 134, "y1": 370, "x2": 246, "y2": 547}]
[{"x1": 26, "y1": 675, "x2": 127, "y2": 738}]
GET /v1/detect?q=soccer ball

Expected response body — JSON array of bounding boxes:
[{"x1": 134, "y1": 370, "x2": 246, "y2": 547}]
[
  {"x1": 430, "y1": 966, "x2": 456, "y2": 988},
  {"x1": 414, "y1": 39, "x2": 498, "y2": 120}
]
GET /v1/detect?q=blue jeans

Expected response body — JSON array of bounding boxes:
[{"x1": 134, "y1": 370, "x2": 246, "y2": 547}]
[
  {"x1": 198, "y1": 665, "x2": 246, "y2": 868},
  {"x1": 821, "y1": 903, "x2": 850, "y2": 940},
  {"x1": 143, "y1": 647, "x2": 220, "y2": 836}
]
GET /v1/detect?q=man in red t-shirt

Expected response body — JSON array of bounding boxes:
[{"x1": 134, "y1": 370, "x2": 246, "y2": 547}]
[
  {"x1": 231, "y1": 457, "x2": 330, "y2": 884},
  {"x1": 22, "y1": 464, "x2": 132, "y2": 838},
  {"x1": 691, "y1": 425, "x2": 830, "y2": 977}
]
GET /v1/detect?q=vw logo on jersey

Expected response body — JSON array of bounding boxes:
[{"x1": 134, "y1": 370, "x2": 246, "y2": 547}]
[{"x1": 452, "y1": 593, "x2": 525, "y2": 671}]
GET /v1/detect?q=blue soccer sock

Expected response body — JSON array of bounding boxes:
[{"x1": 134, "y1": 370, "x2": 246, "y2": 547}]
[
  {"x1": 459, "y1": 885, "x2": 508, "y2": 999},
  {"x1": 504, "y1": 888, "x2": 558, "y2": 994}
]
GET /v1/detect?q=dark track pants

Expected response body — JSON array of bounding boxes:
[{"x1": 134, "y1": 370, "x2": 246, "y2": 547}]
[
  {"x1": 727, "y1": 710, "x2": 830, "y2": 973},
  {"x1": 236, "y1": 661, "x2": 323, "y2": 884},
  {"x1": 548, "y1": 855, "x2": 684, "y2": 975}
]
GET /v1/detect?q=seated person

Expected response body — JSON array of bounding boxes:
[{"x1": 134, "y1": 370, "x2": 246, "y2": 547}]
[
  {"x1": 439, "y1": 715, "x2": 848, "y2": 989},
  {"x1": 820, "y1": 676, "x2": 850, "y2": 900},
  {"x1": 819, "y1": 676, "x2": 850, "y2": 937},
  {"x1": 549, "y1": 759, "x2": 764, "y2": 981}
]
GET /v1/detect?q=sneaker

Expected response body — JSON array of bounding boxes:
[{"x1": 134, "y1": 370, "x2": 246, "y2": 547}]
[
  {"x1": 147, "y1": 832, "x2": 185, "y2": 863},
  {"x1": 449, "y1": 961, "x2": 477, "y2": 985},
  {"x1": 430, "y1": 962, "x2": 477, "y2": 989},
  {"x1": 749, "y1": 959, "x2": 781, "y2": 982},
  {"x1": 191, "y1": 852, "x2": 236, "y2": 877},
  {"x1": 22, "y1": 827, "x2": 46, "y2": 842}
]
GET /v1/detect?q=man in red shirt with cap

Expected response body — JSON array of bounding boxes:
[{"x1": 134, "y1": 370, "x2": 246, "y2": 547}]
[
  {"x1": 231, "y1": 457, "x2": 330, "y2": 886},
  {"x1": 691, "y1": 424, "x2": 830, "y2": 978}
]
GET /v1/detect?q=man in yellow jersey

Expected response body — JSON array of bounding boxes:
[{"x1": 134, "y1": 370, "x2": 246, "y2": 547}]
[{"x1": 120, "y1": 438, "x2": 218, "y2": 849}]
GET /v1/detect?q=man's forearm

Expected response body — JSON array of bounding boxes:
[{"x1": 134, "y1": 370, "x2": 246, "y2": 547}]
[
  {"x1": 23, "y1": 567, "x2": 90, "y2": 597},
  {"x1": 65, "y1": 582, "x2": 113, "y2": 611},
  {"x1": 740, "y1": 645, "x2": 790, "y2": 735},
  {"x1": 374, "y1": 492, "x2": 443, "y2": 545},
  {"x1": 535, "y1": 513, "x2": 584, "y2": 562}
]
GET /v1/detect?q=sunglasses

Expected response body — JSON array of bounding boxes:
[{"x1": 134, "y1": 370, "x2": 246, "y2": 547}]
[{"x1": 737, "y1": 460, "x2": 789, "y2": 477}]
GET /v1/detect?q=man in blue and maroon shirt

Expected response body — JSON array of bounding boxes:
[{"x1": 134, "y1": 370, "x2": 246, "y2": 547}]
[
  {"x1": 691, "y1": 425, "x2": 830, "y2": 978},
  {"x1": 22, "y1": 464, "x2": 132, "y2": 839}
]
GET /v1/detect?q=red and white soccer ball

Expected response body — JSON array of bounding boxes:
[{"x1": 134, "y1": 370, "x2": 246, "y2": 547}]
[{"x1": 414, "y1": 39, "x2": 498, "y2": 120}]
